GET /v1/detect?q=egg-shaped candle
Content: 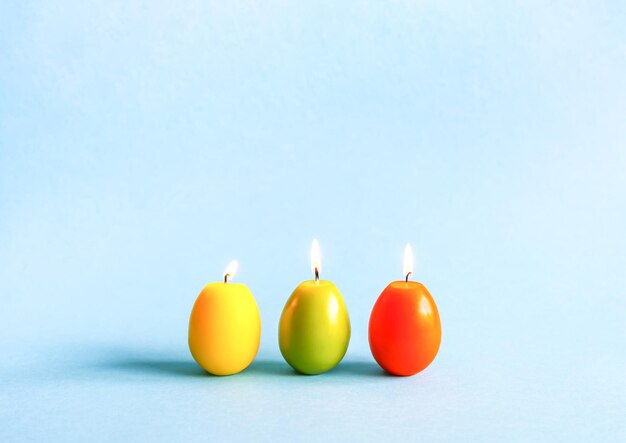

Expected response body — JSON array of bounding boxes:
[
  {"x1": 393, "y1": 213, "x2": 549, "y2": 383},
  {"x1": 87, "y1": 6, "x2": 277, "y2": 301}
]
[
  {"x1": 279, "y1": 240, "x2": 351, "y2": 375},
  {"x1": 369, "y1": 244, "x2": 441, "y2": 376},
  {"x1": 188, "y1": 260, "x2": 261, "y2": 376}
]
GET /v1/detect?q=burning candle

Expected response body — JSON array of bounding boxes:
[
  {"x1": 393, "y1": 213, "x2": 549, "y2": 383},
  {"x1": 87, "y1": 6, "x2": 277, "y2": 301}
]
[
  {"x1": 188, "y1": 260, "x2": 261, "y2": 376},
  {"x1": 279, "y1": 240, "x2": 351, "y2": 374},
  {"x1": 368, "y1": 244, "x2": 441, "y2": 376}
]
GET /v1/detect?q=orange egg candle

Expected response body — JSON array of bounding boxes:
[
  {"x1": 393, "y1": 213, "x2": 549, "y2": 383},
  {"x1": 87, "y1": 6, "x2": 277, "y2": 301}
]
[{"x1": 368, "y1": 244, "x2": 441, "y2": 376}]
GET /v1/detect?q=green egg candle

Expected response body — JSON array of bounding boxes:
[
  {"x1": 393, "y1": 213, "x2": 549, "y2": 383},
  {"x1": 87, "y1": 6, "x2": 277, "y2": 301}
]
[{"x1": 279, "y1": 239, "x2": 351, "y2": 374}]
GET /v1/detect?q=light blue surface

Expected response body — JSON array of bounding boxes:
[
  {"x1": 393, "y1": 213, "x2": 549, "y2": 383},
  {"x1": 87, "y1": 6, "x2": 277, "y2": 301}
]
[{"x1": 1, "y1": 1, "x2": 625, "y2": 441}]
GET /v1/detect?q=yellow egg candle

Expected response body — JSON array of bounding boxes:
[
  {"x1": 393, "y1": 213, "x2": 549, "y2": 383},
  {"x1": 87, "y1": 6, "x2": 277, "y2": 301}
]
[{"x1": 188, "y1": 260, "x2": 261, "y2": 376}]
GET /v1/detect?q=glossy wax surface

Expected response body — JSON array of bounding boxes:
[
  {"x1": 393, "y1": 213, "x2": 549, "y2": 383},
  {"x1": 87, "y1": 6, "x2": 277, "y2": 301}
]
[
  {"x1": 188, "y1": 282, "x2": 261, "y2": 376},
  {"x1": 369, "y1": 281, "x2": 441, "y2": 376},
  {"x1": 279, "y1": 280, "x2": 350, "y2": 374}
]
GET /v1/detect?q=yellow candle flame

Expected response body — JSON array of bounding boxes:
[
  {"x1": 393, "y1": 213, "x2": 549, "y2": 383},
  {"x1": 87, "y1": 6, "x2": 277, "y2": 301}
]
[
  {"x1": 403, "y1": 243, "x2": 414, "y2": 281},
  {"x1": 223, "y1": 260, "x2": 238, "y2": 282},
  {"x1": 310, "y1": 239, "x2": 321, "y2": 281}
]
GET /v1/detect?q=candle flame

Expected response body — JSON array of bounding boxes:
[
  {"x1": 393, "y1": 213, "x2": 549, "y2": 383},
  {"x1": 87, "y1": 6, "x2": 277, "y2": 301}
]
[
  {"x1": 403, "y1": 243, "x2": 414, "y2": 281},
  {"x1": 223, "y1": 260, "x2": 238, "y2": 282},
  {"x1": 310, "y1": 239, "x2": 321, "y2": 280}
]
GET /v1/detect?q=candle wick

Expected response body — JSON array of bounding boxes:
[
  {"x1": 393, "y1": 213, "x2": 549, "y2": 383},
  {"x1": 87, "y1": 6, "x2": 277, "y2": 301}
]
[
  {"x1": 224, "y1": 274, "x2": 230, "y2": 284},
  {"x1": 405, "y1": 271, "x2": 412, "y2": 283},
  {"x1": 315, "y1": 267, "x2": 319, "y2": 283}
]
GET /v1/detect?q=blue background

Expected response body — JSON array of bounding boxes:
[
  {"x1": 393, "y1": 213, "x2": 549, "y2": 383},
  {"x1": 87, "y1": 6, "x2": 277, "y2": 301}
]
[{"x1": 1, "y1": 1, "x2": 625, "y2": 441}]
